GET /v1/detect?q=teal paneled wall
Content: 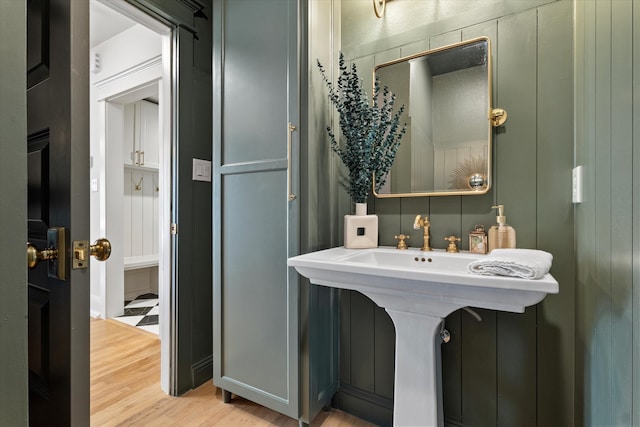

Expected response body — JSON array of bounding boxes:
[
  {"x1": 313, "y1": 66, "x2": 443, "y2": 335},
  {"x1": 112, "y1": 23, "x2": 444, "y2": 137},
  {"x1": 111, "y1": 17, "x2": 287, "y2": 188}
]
[
  {"x1": 333, "y1": 1, "x2": 575, "y2": 426},
  {"x1": 575, "y1": 0, "x2": 639, "y2": 425}
]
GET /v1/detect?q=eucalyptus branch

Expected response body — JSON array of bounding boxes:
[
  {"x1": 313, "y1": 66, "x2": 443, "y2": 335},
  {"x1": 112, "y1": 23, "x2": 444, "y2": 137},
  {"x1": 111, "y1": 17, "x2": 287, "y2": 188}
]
[{"x1": 318, "y1": 53, "x2": 406, "y2": 203}]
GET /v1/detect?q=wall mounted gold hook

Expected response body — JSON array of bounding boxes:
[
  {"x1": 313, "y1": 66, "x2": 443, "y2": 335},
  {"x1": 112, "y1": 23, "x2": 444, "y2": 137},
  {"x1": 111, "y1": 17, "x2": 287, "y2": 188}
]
[
  {"x1": 490, "y1": 108, "x2": 508, "y2": 127},
  {"x1": 374, "y1": 0, "x2": 386, "y2": 18}
]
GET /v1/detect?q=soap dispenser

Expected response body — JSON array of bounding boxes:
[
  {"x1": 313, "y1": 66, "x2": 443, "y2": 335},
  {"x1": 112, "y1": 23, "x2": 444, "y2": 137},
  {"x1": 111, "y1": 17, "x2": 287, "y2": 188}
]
[{"x1": 488, "y1": 204, "x2": 516, "y2": 251}]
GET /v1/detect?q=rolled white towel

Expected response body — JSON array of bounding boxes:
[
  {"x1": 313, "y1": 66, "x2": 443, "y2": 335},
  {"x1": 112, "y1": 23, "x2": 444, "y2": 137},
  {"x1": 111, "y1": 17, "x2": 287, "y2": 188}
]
[{"x1": 467, "y1": 248, "x2": 553, "y2": 280}]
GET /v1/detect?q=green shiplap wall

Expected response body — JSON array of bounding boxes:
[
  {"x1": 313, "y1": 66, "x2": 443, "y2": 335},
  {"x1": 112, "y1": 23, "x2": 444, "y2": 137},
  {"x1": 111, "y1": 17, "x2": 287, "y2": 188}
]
[
  {"x1": 575, "y1": 0, "x2": 639, "y2": 425},
  {"x1": 332, "y1": 1, "x2": 575, "y2": 426}
]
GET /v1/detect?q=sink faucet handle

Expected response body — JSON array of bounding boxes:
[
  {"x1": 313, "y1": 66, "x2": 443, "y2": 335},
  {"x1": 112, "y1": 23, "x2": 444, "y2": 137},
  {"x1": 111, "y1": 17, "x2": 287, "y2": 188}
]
[
  {"x1": 444, "y1": 236, "x2": 461, "y2": 253},
  {"x1": 394, "y1": 234, "x2": 410, "y2": 250}
]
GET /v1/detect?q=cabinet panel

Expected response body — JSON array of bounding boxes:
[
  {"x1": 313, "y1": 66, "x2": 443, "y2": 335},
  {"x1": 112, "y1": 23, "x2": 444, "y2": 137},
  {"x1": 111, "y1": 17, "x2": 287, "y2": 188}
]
[
  {"x1": 221, "y1": 170, "x2": 289, "y2": 398},
  {"x1": 123, "y1": 100, "x2": 159, "y2": 169},
  {"x1": 123, "y1": 103, "x2": 135, "y2": 166},
  {"x1": 221, "y1": 0, "x2": 289, "y2": 165},
  {"x1": 213, "y1": 0, "x2": 337, "y2": 423},
  {"x1": 138, "y1": 100, "x2": 159, "y2": 168},
  {"x1": 213, "y1": 0, "x2": 300, "y2": 420}
]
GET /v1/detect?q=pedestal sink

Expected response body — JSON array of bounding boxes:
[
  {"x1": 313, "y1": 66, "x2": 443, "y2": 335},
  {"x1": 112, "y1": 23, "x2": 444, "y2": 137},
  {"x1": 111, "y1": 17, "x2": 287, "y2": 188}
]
[{"x1": 288, "y1": 246, "x2": 558, "y2": 427}]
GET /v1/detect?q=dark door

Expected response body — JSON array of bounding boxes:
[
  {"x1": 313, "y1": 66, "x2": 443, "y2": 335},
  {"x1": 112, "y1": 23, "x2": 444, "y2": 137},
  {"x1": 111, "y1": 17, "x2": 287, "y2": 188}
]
[{"x1": 27, "y1": 0, "x2": 90, "y2": 425}]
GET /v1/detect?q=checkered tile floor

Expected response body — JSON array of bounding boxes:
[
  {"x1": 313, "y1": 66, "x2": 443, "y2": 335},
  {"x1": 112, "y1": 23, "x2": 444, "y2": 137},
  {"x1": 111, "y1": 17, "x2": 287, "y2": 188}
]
[{"x1": 112, "y1": 293, "x2": 159, "y2": 335}]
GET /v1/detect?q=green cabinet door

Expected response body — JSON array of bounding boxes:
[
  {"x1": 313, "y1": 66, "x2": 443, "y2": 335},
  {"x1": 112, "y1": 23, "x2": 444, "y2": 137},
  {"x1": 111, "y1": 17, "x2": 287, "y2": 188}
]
[{"x1": 213, "y1": 0, "x2": 301, "y2": 419}]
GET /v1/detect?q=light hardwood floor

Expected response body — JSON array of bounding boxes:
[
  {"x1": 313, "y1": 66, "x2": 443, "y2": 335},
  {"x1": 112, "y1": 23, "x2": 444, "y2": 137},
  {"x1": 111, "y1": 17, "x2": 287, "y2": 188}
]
[{"x1": 90, "y1": 318, "x2": 374, "y2": 426}]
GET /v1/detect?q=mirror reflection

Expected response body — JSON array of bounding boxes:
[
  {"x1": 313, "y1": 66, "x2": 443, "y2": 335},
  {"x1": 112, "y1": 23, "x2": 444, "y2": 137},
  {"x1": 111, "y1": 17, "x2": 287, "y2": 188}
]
[{"x1": 373, "y1": 37, "x2": 494, "y2": 197}]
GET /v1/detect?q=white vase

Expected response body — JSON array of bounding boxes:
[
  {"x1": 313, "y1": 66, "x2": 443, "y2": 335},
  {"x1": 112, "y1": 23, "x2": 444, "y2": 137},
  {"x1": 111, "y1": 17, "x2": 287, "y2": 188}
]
[{"x1": 344, "y1": 202, "x2": 378, "y2": 249}]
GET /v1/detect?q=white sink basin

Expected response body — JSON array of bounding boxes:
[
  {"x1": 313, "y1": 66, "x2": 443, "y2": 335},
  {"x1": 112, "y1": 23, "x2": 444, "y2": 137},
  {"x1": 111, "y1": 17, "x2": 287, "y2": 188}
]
[
  {"x1": 288, "y1": 246, "x2": 558, "y2": 427},
  {"x1": 289, "y1": 246, "x2": 558, "y2": 316}
]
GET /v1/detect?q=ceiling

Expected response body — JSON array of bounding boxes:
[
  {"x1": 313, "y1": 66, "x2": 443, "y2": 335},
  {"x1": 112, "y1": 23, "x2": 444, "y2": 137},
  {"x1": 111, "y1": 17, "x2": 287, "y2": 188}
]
[{"x1": 90, "y1": 0, "x2": 137, "y2": 48}]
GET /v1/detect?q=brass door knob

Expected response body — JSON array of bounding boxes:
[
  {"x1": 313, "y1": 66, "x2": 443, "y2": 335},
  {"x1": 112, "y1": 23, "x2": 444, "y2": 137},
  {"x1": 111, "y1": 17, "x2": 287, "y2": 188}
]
[
  {"x1": 90, "y1": 238, "x2": 111, "y2": 261},
  {"x1": 26, "y1": 243, "x2": 58, "y2": 269},
  {"x1": 72, "y1": 238, "x2": 111, "y2": 269},
  {"x1": 26, "y1": 227, "x2": 66, "y2": 279}
]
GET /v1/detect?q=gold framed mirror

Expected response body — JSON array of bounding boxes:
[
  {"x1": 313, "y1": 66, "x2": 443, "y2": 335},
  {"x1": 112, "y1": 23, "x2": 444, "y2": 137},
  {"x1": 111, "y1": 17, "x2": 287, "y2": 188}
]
[{"x1": 373, "y1": 37, "x2": 505, "y2": 198}]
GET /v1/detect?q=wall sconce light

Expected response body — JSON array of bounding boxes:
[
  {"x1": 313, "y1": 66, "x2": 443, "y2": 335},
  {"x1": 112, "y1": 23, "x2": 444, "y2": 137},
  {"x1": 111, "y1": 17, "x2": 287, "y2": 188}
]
[{"x1": 373, "y1": 0, "x2": 390, "y2": 18}]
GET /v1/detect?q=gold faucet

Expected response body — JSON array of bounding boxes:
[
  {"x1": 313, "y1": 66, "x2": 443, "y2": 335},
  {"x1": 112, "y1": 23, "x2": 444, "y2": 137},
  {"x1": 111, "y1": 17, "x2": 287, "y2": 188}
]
[{"x1": 413, "y1": 215, "x2": 432, "y2": 251}]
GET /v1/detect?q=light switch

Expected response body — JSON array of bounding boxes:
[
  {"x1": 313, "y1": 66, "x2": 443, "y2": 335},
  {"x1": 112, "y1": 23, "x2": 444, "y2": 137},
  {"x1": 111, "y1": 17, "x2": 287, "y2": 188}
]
[
  {"x1": 192, "y1": 158, "x2": 212, "y2": 182},
  {"x1": 91, "y1": 178, "x2": 98, "y2": 192}
]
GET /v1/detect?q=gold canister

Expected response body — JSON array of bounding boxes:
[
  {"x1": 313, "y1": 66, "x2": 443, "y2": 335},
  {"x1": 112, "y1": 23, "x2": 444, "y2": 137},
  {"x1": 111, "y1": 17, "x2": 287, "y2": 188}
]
[{"x1": 469, "y1": 225, "x2": 488, "y2": 254}]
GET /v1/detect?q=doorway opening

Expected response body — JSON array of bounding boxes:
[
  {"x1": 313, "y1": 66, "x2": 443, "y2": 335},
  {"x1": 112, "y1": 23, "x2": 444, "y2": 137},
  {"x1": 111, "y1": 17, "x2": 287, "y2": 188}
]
[{"x1": 89, "y1": 0, "x2": 172, "y2": 393}]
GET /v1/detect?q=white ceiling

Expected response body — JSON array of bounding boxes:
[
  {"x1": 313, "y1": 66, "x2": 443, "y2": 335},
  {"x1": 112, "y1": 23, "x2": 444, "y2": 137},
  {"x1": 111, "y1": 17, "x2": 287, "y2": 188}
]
[{"x1": 90, "y1": 0, "x2": 137, "y2": 48}]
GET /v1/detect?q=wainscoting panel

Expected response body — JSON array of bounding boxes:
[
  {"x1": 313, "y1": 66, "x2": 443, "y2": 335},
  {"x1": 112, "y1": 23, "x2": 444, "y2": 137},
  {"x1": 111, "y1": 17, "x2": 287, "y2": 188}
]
[{"x1": 334, "y1": 1, "x2": 574, "y2": 426}]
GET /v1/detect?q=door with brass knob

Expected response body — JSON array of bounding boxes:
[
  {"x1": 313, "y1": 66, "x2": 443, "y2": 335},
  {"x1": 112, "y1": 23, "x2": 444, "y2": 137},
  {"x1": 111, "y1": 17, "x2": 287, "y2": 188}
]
[{"x1": 21, "y1": 1, "x2": 93, "y2": 424}]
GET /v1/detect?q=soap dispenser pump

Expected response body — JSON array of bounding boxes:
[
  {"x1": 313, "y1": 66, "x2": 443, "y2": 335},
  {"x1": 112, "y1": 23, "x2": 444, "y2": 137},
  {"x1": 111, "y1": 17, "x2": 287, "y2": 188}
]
[{"x1": 488, "y1": 204, "x2": 516, "y2": 251}]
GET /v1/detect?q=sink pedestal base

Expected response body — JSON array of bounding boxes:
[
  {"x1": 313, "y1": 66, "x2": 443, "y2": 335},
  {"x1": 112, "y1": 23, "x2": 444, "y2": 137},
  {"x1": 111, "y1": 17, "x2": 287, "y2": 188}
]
[
  {"x1": 288, "y1": 246, "x2": 558, "y2": 427},
  {"x1": 387, "y1": 309, "x2": 445, "y2": 427}
]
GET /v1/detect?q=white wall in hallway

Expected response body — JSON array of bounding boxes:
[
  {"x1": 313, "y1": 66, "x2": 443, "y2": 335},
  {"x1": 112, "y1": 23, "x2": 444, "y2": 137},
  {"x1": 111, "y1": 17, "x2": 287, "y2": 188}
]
[{"x1": 89, "y1": 19, "x2": 162, "y2": 318}]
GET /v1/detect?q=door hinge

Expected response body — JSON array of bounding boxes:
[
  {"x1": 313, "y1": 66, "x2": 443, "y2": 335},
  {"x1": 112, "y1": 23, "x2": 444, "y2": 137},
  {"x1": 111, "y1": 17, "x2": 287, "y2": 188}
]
[{"x1": 171, "y1": 223, "x2": 178, "y2": 235}]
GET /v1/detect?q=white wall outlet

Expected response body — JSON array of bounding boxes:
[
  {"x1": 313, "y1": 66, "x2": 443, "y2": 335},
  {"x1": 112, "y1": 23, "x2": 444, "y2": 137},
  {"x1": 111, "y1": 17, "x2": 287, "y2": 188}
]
[
  {"x1": 192, "y1": 158, "x2": 212, "y2": 182},
  {"x1": 572, "y1": 165, "x2": 583, "y2": 204},
  {"x1": 91, "y1": 178, "x2": 98, "y2": 192}
]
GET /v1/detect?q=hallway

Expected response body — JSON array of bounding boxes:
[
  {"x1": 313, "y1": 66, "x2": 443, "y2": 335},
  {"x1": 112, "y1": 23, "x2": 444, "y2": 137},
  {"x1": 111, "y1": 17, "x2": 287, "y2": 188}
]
[{"x1": 90, "y1": 318, "x2": 372, "y2": 426}]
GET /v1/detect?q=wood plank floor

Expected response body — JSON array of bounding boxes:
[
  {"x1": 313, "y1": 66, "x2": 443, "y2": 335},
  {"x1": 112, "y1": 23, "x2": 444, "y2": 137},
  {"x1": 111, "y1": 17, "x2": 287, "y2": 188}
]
[{"x1": 90, "y1": 318, "x2": 374, "y2": 426}]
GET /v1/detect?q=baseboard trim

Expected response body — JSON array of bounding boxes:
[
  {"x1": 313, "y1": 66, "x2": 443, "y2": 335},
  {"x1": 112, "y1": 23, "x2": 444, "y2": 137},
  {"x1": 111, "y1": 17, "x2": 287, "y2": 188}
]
[
  {"x1": 444, "y1": 420, "x2": 473, "y2": 427},
  {"x1": 191, "y1": 355, "x2": 213, "y2": 388},
  {"x1": 334, "y1": 384, "x2": 472, "y2": 427},
  {"x1": 333, "y1": 383, "x2": 393, "y2": 427},
  {"x1": 338, "y1": 383, "x2": 393, "y2": 409}
]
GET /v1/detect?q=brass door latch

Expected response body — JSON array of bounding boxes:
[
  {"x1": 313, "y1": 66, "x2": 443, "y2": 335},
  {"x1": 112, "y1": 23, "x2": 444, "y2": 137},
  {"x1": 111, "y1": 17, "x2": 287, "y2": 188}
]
[{"x1": 73, "y1": 238, "x2": 111, "y2": 269}]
